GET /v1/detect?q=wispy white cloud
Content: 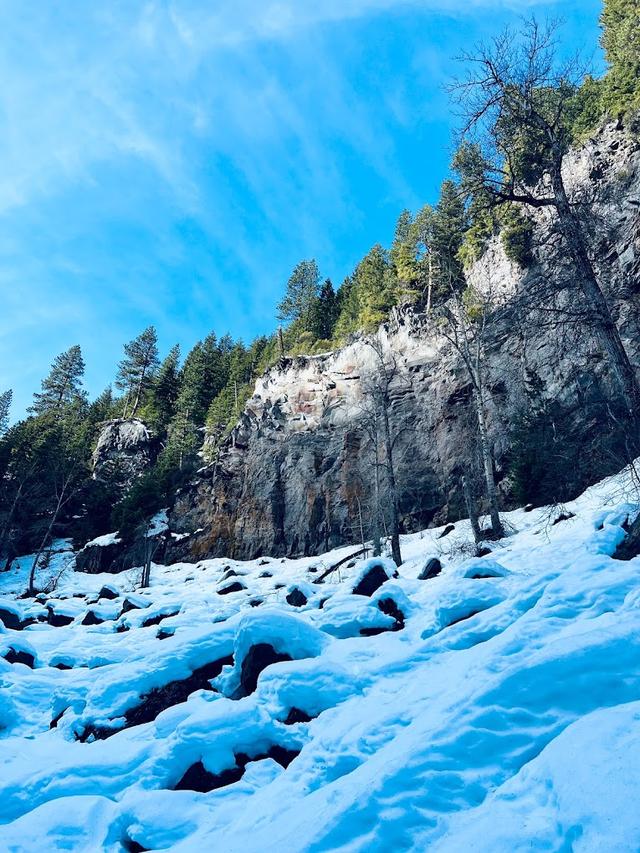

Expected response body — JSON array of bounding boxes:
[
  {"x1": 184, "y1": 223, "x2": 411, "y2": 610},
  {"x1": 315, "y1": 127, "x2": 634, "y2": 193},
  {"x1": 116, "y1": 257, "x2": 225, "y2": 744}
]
[{"x1": 0, "y1": 0, "x2": 597, "y2": 416}]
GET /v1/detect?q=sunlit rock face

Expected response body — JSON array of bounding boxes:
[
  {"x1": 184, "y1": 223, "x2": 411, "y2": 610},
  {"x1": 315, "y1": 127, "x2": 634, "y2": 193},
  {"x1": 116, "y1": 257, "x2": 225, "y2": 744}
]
[{"x1": 168, "y1": 122, "x2": 640, "y2": 561}]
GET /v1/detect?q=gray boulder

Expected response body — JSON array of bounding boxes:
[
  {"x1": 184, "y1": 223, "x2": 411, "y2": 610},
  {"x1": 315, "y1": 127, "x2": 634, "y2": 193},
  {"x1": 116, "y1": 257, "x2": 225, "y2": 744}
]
[{"x1": 92, "y1": 418, "x2": 155, "y2": 492}]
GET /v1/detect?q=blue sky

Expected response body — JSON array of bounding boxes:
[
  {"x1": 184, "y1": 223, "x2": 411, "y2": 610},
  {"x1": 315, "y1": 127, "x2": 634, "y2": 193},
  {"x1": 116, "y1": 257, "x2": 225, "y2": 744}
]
[{"x1": 0, "y1": 0, "x2": 603, "y2": 418}]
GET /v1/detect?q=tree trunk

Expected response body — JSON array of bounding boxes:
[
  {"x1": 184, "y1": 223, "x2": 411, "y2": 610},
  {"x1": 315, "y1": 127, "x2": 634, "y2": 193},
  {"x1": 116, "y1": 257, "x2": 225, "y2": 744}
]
[
  {"x1": 28, "y1": 510, "x2": 60, "y2": 595},
  {"x1": 0, "y1": 482, "x2": 23, "y2": 569},
  {"x1": 355, "y1": 496, "x2": 367, "y2": 556},
  {"x1": 381, "y1": 406, "x2": 402, "y2": 566},
  {"x1": 372, "y1": 448, "x2": 383, "y2": 558},
  {"x1": 130, "y1": 381, "x2": 143, "y2": 418},
  {"x1": 28, "y1": 477, "x2": 73, "y2": 595},
  {"x1": 549, "y1": 159, "x2": 640, "y2": 421},
  {"x1": 461, "y1": 474, "x2": 482, "y2": 543},
  {"x1": 472, "y1": 384, "x2": 504, "y2": 538}
]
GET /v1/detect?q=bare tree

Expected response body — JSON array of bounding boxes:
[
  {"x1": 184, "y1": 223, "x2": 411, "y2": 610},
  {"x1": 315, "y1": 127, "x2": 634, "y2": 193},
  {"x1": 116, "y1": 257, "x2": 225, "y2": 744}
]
[
  {"x1": 451, "y1": 17, "x2": 640, "y2": 419},
  {"x1": 436, "y1": 271, "x2": 505, "y2": 539},
  {"x1": 359, "y1": 336, "x2": 409, "y2": 566},
  {"x1": 28, "y1": 468, "x2": 79, "y2": 595}
]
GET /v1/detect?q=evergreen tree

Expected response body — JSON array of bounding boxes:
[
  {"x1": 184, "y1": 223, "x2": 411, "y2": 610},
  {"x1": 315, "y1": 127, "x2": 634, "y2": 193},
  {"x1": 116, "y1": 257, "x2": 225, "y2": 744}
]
[
  {"x1": 165, "y1": 407, "x2": 200, "y2": 470},
  {"x1": 0, "y1": 390, "x2": 11, "y2": 436},
  {"x1": 85, "y1": 387, "x2": 116, "y2": 431},
  {"x1": 116, "y1": 327, "x2": 160, "y2": 418},
  {"x1": 333, "y1": 275, "x2": 361, "y2": 340},
  {"x1": 391, "y1": 210, "x2": 421, "y2": 298},
  {"x1": 153, "y1": 344, "x2": 181, "y2": 427},
  {"x1": 600, "y1": 0, "x2": 640, "y2": 116},
  {"x1": 177, "y1": 334, "x2": 229, "y2": 428},
  {"x1": 308, "y1": 279, "x2": 338, "y2": 340},
  {"x1": 31, "y1": 345, "x2": 86, "y2": 415},
  {"x1": 354, "y1": 244, "x2": 396, "y2": 329},
  {"x1": 452, "y1": 143, "x2": 499, "y2": 267},
  {"x1": 277, "y1": 260, "x2": 321, "y2": 329},
  {"x1": 431, "y1": 179, "x2": 466, "y2": 286}
]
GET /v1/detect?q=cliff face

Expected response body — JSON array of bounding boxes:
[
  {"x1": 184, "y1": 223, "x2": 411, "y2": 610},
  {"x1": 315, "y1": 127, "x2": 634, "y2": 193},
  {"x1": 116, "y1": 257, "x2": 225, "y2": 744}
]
[{"x1": 168, "y1": 123, "x2": 640, "y2": 561}]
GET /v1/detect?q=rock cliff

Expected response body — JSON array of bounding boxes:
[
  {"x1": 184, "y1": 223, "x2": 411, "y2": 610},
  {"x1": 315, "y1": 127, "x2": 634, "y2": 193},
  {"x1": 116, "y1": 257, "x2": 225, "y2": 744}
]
[{"x1": 168, "y1": 122, "x2": 640, "y2": 561}]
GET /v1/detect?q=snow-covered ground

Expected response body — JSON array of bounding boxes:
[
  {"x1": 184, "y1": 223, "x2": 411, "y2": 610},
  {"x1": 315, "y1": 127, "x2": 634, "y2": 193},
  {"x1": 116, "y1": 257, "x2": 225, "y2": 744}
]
[{"x1": 1, "y1": 465, "x2": 640, "y2": 851}]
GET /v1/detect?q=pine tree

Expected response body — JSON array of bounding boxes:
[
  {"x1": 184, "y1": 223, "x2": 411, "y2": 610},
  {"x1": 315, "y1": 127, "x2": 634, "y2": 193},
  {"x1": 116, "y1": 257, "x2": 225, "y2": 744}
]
[
  {"x1": 31, "y1": 346, "x2": 86, "y2": 415},
  {"x1": 452, "y1": 144, "x2": 499, "y2": 267},
  {"x1": 0, "y1": 390, "x2": 11, "y2": 436},
  {"x1": 153, "y1": 344, "x2": 181, "y2": 427},
  {"x1": 354, "y1": 245, "x2": 396, "y2": 328},
  {"x1": 277, "y1": 260, "x2": 321, "y2": 329},
  {"x1": 165, "y1": 407, "x2": 200, "y2": 470},
  {"x1": 600, "y1": 0, "x2": 640, "y2": 116},
  {"x1": 430, "y1": 179, "x2": 466, "y2": 288},
  {"x1": 391, "y1": 210, "x2": 421, "y2": 298},
  {"x1": 116, "y1": 327, "x2": 160, "y2": 418},
  {"x1": 177, "y1": 334, "x2": 229, "y2": 428},
  {"x1": 333, "y1": 275, "x2": 361, "y2": 341},
  {"x1": 308, "y1": 279, "x2": 338, "y2": 340},
  {"x1": 87, "y1": 387, "x2": 115, "y2": 426}
]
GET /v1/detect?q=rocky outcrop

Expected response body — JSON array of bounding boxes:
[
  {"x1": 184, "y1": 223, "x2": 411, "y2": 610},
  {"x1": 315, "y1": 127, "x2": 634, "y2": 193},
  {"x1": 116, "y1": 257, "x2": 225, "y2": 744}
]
[
  {"x1": 167, "y1": 122, "x2": 640, "y2": 562},
  {"x1": 75, "y1": 535, "x2": 128, "y2": 574},
  {"x1": 92, "y1": 419, "x2": 156, "y2": 491}
]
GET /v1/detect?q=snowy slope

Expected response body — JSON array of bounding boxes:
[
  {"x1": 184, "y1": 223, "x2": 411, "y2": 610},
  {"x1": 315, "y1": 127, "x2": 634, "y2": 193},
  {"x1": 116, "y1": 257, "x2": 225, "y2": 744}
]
[{"x1": 1, "y1": 466, "x2": 640, "y2": 851}]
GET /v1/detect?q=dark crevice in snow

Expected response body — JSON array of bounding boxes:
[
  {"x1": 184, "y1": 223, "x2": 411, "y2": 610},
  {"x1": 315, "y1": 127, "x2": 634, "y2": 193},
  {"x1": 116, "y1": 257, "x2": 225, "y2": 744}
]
[
  {"x1": 377, "y1": 597, "x2": 405, "y2": 630},
  {"x1": 466, "y1": 569, "x2": 503, "y2": 579},
  {"x1": 234, "y1": 644, "x2": 293, "y2": 699},
  {"x1": 49, "y1": 708, "x2": 67, "y2": 729},
  {"x1": 352, "y1": 563, "x2": 395, "y2": 597},
  {"x1": 360, "y1": 597, "x2": 405, "y2": 636},
  {"x1": 218, "y1": 581, "x2": 246, "y2": 595},
  {"x1": 81, "y1": 610, "x2": 106, "y2": 626},
  {"x1": 418, "y1": 558, "x2": 442, "y2": 580},
  {"x1": 77, "y1": 654, "x2": 234, "y2": 742},
  {"x1": 552, "y1": 511, "x2": 576, "y2": 525},
  {"x1": 0, "y1": 607, "x2": 23, "y2": 630},
  {"x1": 122, "y1": 836, "x2": 149, "y2": 853},
  {"x1": 475, "y1": 546, "x2": 493, "y2": 558},
  {"x1": 97, "y1": 585, "x2": 119, "y2": 601},
  {"x1": 173, "y1": 746, "x2": 301, "y2": 793},
  {"x1": 3, "y1": 647, "x2": 35, "y2": 667},
  {"x1": 156, "y1": 628, "x2": 175, "y2": 640},
  {"x1": 446, "y1": 609, "x2": 485, "y2": 628},
  {"x1": 283, "y1": 707, "x2": 315, "y2": 725},
  {"x1": 46, "y1": 608, "x2": 74, "y2": 627},
  {"x1": 286, "y1": 588, "x2": 308, "y2": 607},
  {"x1": 142, "y1": 610, "x2": 179, "y2": 628},
  {"x1": 121, "y1": 598, "x2": 149, "y2": 614}
]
